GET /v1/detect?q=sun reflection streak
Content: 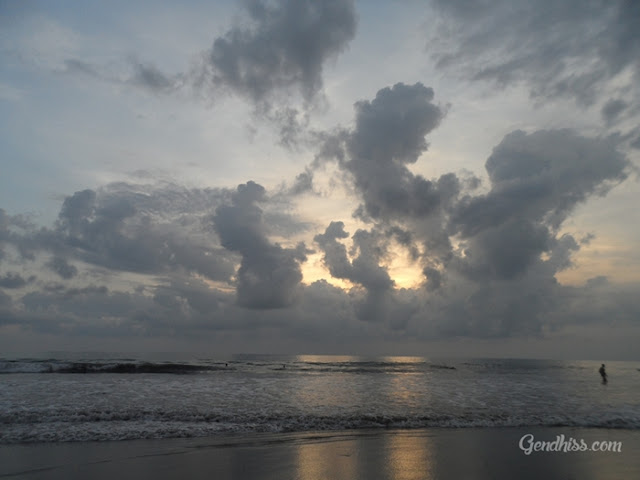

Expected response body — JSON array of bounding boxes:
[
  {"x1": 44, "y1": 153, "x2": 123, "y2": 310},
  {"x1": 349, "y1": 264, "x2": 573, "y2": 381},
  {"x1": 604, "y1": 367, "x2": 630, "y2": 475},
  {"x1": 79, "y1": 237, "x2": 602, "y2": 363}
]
[
  {"x1": 386, "y1": 432, "x2": 436, "y2": 480},
  {"x1": 295, "y1": 438, "x2": 357, "y2": 480}
]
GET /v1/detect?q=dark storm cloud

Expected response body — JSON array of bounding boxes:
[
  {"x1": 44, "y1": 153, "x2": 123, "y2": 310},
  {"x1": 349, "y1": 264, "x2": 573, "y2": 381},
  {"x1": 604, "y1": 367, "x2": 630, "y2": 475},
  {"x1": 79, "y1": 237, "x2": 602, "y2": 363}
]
[
  {"x1": 430, "y1": 0, "x2": 640, "y2": 108},
  {"x1": 204, "y1": 0, "x2": 356, "y2": 104},
  {"x1": 213, "y1": 181, "x2": 308, "y2": 309}
]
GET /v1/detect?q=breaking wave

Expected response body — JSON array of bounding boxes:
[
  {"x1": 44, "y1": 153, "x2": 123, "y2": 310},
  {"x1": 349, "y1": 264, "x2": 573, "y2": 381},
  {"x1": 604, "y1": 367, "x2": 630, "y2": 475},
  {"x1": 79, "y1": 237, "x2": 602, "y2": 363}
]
[{"x1": 2, "y1": 409, "x2": 639, "y2": 444}]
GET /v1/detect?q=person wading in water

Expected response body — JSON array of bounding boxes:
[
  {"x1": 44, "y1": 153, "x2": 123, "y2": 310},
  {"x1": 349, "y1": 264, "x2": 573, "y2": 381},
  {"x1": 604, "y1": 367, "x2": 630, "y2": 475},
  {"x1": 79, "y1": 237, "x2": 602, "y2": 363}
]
[{"x1": 599, "y1": 364, "x2": 607, "y2": 384}]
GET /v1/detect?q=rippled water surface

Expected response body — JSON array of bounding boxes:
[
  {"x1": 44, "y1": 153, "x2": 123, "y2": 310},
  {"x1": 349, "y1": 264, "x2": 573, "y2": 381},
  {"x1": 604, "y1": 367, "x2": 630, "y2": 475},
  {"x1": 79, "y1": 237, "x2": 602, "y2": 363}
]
[{"x1": 1, "y1": 354, "x2": 638, "y2": 443}]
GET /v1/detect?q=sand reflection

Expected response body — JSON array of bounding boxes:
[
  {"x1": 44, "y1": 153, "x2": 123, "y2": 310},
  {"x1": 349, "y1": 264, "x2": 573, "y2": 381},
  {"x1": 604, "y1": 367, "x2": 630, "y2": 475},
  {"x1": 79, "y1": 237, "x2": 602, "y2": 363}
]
[
  {"x1": 386, "y1": 432, "x2": 436, "y2": 480},
  {"x1": 295, "y1": 437, "x2": 357, "y2": 480},
  {"x1": 294, "y1": 431, "x2": 435, "y2": 480}
]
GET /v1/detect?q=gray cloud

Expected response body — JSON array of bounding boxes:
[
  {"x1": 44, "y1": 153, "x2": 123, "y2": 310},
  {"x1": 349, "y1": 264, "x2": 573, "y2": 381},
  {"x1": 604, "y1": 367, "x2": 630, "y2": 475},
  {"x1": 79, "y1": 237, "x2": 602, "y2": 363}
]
[
  {"x1": 51, "y1": 185, "x2": 237, "y2": 281},
  {"x1": 204, "y1": 0, "x2": 356, "y2": 104},
  {"x1": 127, "y1": 59, "x2": 181, "y2": 94},
  {"x1": 321, "y1": 82, "x2": 457, "y2": 222},
  {"x1": 0, "y1": 183, "x2": 238, "y2": 284},
  {"x1": 309, "y1": 83, "x2": 635, "y2": 339},
  {"x1": 191, "y1": 0, "x2": 357, "y2": 147},
  {"x1": 2, "y1": 61, "x2": 638, "y2": 350},
  {"x1": 46, "y1": 256, "x2": 78, "y2": 279},
  {"x1": 314, "y1": 221, "x2": 397, "y2": 322},
  {"x1": 430, "y1": 0, "x2": 640, "y2": 109},
  {"x1": 601, "y1": 98, "x2": 629, "y2": 126},
  {"x1": 449, "y1": 130, "x2": 629, "y2": 282},
  {"x1": 213, "y1": 181, "x2": 308, "y2": 309},
  {"x1": 61, "y1": 57, "x2": 181, "y2": 96},
  {"x1": 59, "y1": 0, "x2": 356, "y2": 148},
  {"x1": 0, "y1": 272, "x2": 32, "y2": 289},
  {"x1": 452, "y1": 130, "x2": 629, "y2": 235},
  {"x1": 314, "y1": 83, "x2": 472, "y2": 271},
  {"x1": 286, "y1": 169, "x2": 314, "y2": 196},
  {"x1": 0, "y1": 289, "x2": 11, "y2": 307},
  {"x1": 423, "y1": 266, "x2": 442, "y2": 292}
]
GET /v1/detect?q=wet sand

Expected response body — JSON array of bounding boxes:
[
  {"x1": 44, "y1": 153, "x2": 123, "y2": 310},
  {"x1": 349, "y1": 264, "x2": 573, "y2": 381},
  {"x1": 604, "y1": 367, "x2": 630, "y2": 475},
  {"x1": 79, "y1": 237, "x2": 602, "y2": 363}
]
[{"x1": 1, "y1": 427, "x2": 638, "y2": 479}]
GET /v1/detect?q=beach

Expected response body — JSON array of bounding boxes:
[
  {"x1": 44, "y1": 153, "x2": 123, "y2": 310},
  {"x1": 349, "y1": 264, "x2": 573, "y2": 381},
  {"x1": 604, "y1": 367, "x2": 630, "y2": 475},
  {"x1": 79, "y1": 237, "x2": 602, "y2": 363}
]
[
  {"x1": 2, "y1": 356, "x2": 639, "y2": 478},
  {"x1": 2, "y1": 427, "x2": 638, "y2": 480}
]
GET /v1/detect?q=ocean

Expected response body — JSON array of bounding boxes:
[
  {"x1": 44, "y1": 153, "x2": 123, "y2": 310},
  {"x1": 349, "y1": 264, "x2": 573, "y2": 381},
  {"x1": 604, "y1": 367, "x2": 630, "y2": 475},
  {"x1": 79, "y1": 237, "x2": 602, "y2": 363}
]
[{"x1": 1, "y1": 354, "x2": 639, "y2": 444}]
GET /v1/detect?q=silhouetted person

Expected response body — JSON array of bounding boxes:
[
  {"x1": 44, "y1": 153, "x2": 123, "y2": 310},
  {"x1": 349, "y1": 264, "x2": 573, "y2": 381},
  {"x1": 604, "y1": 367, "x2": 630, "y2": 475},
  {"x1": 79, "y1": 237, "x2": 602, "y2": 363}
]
[{"x1": 599, "y1": 364, "x2": 607, "y2": 384}]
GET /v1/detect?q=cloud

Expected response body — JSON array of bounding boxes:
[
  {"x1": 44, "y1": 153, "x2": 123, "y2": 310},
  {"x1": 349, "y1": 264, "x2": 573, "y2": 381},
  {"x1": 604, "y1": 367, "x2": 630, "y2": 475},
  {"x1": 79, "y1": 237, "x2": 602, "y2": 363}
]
[
  {"x1": 0, "y1": 272, "x2": 32, "y2": 289},
  {"x1": 203, "y1": 0, "x2": 356, "y2": 104},
  {"x1": 601, "y1": 98, "x2": 629, "y2": 126},
  {"x1": 46, "y1": 256, "x2": 78, "y2": 279},
  {"x1": 56, "y1": 1, "x2": 356, "y2": 108},
  {"x1": 53, "y1": 185, "x2": 237, "y2": 280},
  {"x1": 403, "y1": 127, "x2": 633, "y2": 337},
  {"x1": 0, "y1": 289, "x2": 11, "y2": 307},
  {"x1": 451, "y1": 129, "x2": 629, "y2": 235},
  {"x1": 429, "y1": 0, "x2": 640, "y2": 110},
  {"x1": 51, "y1": 1, "x2": 356, "y2": 149},
  {"x1": 0, "y1": 183, "x2": 238, "y2": 283},
  {"x1": 320, "y1": 82, "x2": 458, "y2": 223},
  {"x1": 313, "y1": 221, "x2": 417, "y2": 324},
  {"x1": 282, "y1": 169, "x2": 314, "y2": 196},
  {"x1": 309, "y1": 82, "x2": 635, "y2": 339},
  {"x1": 126, "y1": 59, "x2": 182, "y2": 94},
  {"x1": 213, "y1": 181, "x2": 309, "y2": 309},
  {"x1": 1, "y1": 52, "x2": 638, "y2": 350},
  {"x1": 314, "y1": 82, "x2": 473, "y2": 270},
  {"x1": 447, "y1": 130, "x2": 629, "y2": 283},
  {"x1": 190, "y1": 0, "x2": 357, "y2": 146}
]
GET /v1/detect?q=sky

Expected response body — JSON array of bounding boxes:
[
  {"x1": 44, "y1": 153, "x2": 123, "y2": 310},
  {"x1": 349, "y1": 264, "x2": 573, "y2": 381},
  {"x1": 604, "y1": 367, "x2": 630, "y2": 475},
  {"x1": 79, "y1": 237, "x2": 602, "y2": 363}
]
[{"x1": 1, "y1": 0, "x2": 639, "y2": 359}]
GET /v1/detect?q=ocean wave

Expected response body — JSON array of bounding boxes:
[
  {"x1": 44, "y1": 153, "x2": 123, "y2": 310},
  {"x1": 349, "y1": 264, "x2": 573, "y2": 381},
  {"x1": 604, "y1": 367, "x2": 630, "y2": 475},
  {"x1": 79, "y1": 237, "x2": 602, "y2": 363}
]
[
  {"x1": 2, "y1": 409, "x2": 639, "y2": 444},
  {"x1": 0, "y1": 359, "x2": 458, "y2": 375},
  {"x1": 0, "y1": 360, "x2": 229, "y2": 374}
]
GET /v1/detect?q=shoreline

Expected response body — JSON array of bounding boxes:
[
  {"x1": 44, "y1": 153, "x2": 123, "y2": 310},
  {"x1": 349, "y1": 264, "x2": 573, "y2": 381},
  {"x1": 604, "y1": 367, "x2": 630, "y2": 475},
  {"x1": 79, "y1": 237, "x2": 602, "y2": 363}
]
[{"x1": 2, "y1": 427, "x2": 639, "y2": 479}]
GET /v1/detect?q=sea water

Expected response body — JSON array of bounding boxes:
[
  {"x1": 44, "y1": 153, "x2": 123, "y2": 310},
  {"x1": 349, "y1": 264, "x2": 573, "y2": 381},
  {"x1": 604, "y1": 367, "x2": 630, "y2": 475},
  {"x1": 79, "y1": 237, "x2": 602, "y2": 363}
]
[{"x1": 1, "y1": 354, "x2": 639, "y2": 443}]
